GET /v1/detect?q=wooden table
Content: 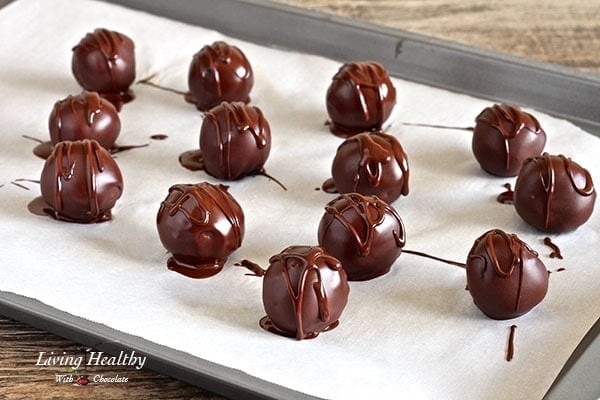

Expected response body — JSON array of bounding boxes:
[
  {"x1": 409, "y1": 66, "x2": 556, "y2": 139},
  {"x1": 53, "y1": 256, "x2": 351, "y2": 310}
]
[{"x1": 2, "y1": 1, "x2": 598, "y2": 399}]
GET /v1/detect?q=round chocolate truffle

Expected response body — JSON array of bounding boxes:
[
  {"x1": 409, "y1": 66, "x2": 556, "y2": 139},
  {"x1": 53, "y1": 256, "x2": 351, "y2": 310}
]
[
  {"x1": 187, "y1": 41, "x2": 254, "y2": 111},
  {"x1": 326, "y1": 61, "x2": 396, "y2": 137},
  {"x1": 472, "y1": 103, "x2": 546, "y2": 177},
  {"x1": 261, "y1": 245, "x2": 349, "y2": 340},
  {"x1": 48, "y1": 91, "x2": 120, "y2": 150},
  {"x1": 40, "y1": 139, "x2": 123, "y2": 223},
  {"x1": 318, "y1": 193, "x2": 405, "y2": 281},
  {"x1": 324, "y1": 131, "x2": 409, "y2": 203},
  {"x1": 513, "y1": 154, "x2": 596, "y2": 232},
  {"x1": 466, "y1": 229, "x2": 549, "y2": 319},
  {"x1": 199, "y1": 101, "x2": 271, "y2": 180},
  {"x1": 156, "y1": 182, "x2": 245, "y2": 278},
  {"x1": 72, "y1": 28, "x2": 136, "y2": 109}
]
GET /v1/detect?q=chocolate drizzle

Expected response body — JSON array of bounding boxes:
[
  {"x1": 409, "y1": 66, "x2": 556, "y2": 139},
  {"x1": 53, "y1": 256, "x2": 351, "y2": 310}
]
[
  {"x1": 514, "y1": 153, "x2": 596, "y2": 232},
  {"x1": 204, "y1": 102, "x2": 269, "y2": 175},
  {"x1": 466, "y1": 229, "x2": 548, "y2": 319},
  {"x1": 476, "y1": 104, "x2": 543, "y2": 172},
  {"x1": 324, "y1": 193, "x2": 405, "y2": 256},
  {"x1": 326, "y1": 131, "x2": 409, "y2": 203},
  {"x1": 55, "y1": 140, "x2": 101, "y2": 216},
  {"x1": 198, "y1": 102, "x2": 271, "y2": 181},
  {"x1": 350, "y1": 131, "x2": 409, "y2": 196},
  {"x1": 506, "y1": 325, "x2": 517, "y2": 361},
  {"x1": 260, "y1": 246, "x2": 349, "y2": 340},
  {"x1": 163, "y1": 184, "x2": 243, "y2": 249},
  {"x1": 472, "y1": 103, "x2": 546, "y2": 176},
  {"x1": 39, "y1": 139, "x2": 123, "y2": 223},
  {"x1": 187, "y1": 42, "x2": 253, "y2": 111},
  {"x1": 543, "y1": 237, "x2": 563, "y2": 259},
  {"x1": 338, "y1": 62, "x2": 386, "y2": 123},
  {"x1": 72, "y1": 28, "x2": 136, "y2": 109},
  {"x1": 318, "y1": 193, "x2": 405, "y2": 281},
  {"x1": 54, "y1": 91, "x2": 103, "y2": 134},
  {"x1": 49, "y1": 91, "x2": 121, "y2": 150},
  {"x1": 497, "y1": 183, "x2": 515, "y2": 204},
  {"x1": 74, "y1": 29, "x2": 125, "y2": 63},
  {"x1": 326, "y1": 61, "x2": 396, "y2": 137}
]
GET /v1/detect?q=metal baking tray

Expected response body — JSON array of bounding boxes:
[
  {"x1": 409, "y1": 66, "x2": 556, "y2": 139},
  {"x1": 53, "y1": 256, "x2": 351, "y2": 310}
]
[{"x1": 1, "y1": 0, "x2": 599, "y2": 399}]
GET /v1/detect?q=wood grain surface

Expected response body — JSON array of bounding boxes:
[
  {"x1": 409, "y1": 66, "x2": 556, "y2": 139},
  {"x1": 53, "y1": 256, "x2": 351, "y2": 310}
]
[
  {"x1": 2, "y1": 1, "x2": 599, "y2": 399},
  {"x1": 278, "y1": 0, "x2": 600, "y2": 74}
]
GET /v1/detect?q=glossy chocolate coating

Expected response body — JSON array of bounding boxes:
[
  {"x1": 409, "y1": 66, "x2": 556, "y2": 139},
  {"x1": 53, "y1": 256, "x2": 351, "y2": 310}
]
[
  {"x1": 187, "y1": 41, "x2": 254, "y2": 111},
  {"x1": 327, "y1": 131, "x2": 409, "y2": 203},
  {"x1": 48, "y1": 91, "x2": 120, "y2": 150},
  {"x1": 472, "y1": 104, "x2": 546, "y2": 177},
  {"x1": 261, "y1": 246, "x2": 349, "y2": 340},
  {"x1": 466, "y1": 229, "x2": 548, "y2": 319},
  {"x1": 318, "y1": 193, "x2": 405, "y2": 281},
  {"x1": 156, "y1": 182, "x2": 244, "y2": 278},
  {"x1": 200, "y1": 102, "x2": 271, "y2": 180},
  {"x1": 40, "y1": 139, "x2": 123, "y2": 223},
  {"x1": 514, "y1": 154, "x2": 596, "y2": 232},
  {"x1": 326, "y1": 61, "x2": 396, "y2": 137},
  {"x1": 72, "y1": 28, "x2": 135, "y2": 107}
]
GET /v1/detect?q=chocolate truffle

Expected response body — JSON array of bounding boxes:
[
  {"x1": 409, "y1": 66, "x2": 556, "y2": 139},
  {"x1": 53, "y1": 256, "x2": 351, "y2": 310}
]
[
  {"x1": 156, "y1": 182, "x2": 244, "y2": 278},
  {"x1": 326, "y1": 61, "x2": 396, "y2": 137},
  {"x1": 187, "y1": 41, "x2": 254, "y2": 111},
  {"x1": 323, "y1": 131, "x2": 409, "y2": 203},
  {"x1": 48, "y1": 91, "x2": 120, "y2": 150},
  {"x1": 261, "y1": 246, "x2": 349, "y2": 340},
  {"x1": 72, "y1": 28, "x2": 136, "y2": 109},
  {"x1": 40, "y1": 139, "x2": 123, "y2": 223},
  {"x1": 318, "y1": 193, "x2": 405, "y2": 281},
  {"x1": 199, "y1": 101, "x2": 271, "y2": 180},
  {"x1": 466, "y1": 229, "x2": 548, "y2": 319},
  {"x1": 514, "y1": 154, "x2": 596, "y2": 232},
  {"x1": 472, "y1": 103, "x2": 546, "y2": 177}
]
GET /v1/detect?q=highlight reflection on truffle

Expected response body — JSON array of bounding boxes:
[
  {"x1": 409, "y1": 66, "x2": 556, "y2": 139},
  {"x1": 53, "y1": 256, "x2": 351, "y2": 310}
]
[
  {"x1": 40, "y1": 139, "x2": 123, "y2": 223},
  {"x1": 513, "y1": 154, "x2": 596, "y2": 232},
  {"x1": 326, "y1": 61, "x2": 396, "y2": 137},
  {"x1": 48, "y1": 91, "x2": 121, "y2": 150},
  {"x1": 156, "y1": 182, "x2": 245, "y2": 279},
  {"x1": 466, "y1": 229, "x2": 548, "y2": 319},
  {"x1": 260, "y1": 246, "x2": 350, "y2": 340},
  {"x1": 318, "y1": 193, "x2": 405, "y2": 281},
  {"x1": 187, "y1": 41, "x2": 254, "y2": 111}
]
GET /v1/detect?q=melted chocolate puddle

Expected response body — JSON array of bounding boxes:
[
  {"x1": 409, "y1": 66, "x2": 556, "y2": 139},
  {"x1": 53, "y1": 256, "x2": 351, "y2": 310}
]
[
  {"x1": 321, "y1": 178, "x2": 338, "y2": 193},
  {"x1": 506, "y1": 324, "x2": 517, "y2": 361},
  {"x1": 179, "y1": 149, "x2": 204, "y2": 171},
  {"x1": 22, "y1": 135, "x2": 53, "y2": 159},
  {"x1": 543, "y1": 237, "x2": 563, "y2": 259},
  {"x1": 497, "y1": 183, "x2": 515, "y2": 204},
  {"x1": 27, "y1": 196, "x2": 50, "y2": 216},
  {"x1": 167, "y1": 257, "x2": 223, "y2": 279}
]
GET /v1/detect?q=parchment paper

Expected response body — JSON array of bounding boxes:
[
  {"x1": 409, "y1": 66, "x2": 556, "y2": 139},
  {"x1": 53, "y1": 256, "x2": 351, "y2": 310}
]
[{"x1": 1, "y1": 0, "x2": 599, "y2": 399}]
